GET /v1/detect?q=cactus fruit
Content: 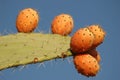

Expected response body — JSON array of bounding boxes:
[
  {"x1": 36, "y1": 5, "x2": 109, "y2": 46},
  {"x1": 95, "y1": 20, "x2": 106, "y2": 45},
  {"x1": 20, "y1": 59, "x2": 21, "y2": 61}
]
[
  {"x1": 88, "y1": 49, "x2": 101, "y2": 63},
  {"x1": 51, "y1": 13, "x2": 74, "y2": 36},
  {"x1": 16, "y1": 8, "x2": 39, "y2": 33},
  {"x1": 73, "y1": 53, "x2": 100, "y2": 77},
  {"x1": 70, "y1": 28, "x2": 94, "y2": 54},
  {"x1": 71, "y1": 25, "x2": 106, "y2": 77},
  {"x1": 87, "y1": 25, "x2": 106, "y2": 48}
]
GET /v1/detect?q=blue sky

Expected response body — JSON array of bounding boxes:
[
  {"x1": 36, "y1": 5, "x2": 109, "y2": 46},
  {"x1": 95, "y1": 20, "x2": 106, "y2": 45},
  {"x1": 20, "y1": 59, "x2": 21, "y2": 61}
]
[{"x1": 0, "y1": 0, "x2": 120, "y2": 80}]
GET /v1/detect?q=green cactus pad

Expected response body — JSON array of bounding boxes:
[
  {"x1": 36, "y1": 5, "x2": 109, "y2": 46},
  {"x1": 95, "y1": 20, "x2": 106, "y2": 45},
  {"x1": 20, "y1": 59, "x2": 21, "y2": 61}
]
[{"x1": 0, "y1": 33, "x2": 72, "y2": 71}]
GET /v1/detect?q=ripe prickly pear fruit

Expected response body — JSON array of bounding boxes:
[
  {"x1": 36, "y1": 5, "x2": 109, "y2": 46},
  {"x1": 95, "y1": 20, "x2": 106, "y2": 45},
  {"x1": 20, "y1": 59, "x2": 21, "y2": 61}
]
[
  {"x1": 73, "y1": 53, "x2": 100, "y2": 77},
  {"x1": 70, "y1": 28, "x2": 94, "y2": 54},
  {"x1": 16, "y1": 8, "x2": 39, "y2": 33},
  {"x1": 87, "y1": 25, "x2": 106, "y2": 48},
  {"x1": 88, "y1": 49, "x2": 101, "y2": 63},
  {"x1": 51, "y1": 13, "x2": 74, "y2": 36}
]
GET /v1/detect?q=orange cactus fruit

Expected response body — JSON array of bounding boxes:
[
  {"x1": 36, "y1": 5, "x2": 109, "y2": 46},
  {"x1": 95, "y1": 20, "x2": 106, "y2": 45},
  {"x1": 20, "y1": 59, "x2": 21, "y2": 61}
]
[
  {"x1": 51, "y1": 13, "x2": 74, "y2": 36},
  {"x1": 16, "y1": 8, "x2": 39, "y2": 33},
  {"x1": 73, "y1": 53, "x2": 100, "y2": 77},
  {"x1": 88, "y1": 49, "x2": 101, "y2": 63},
  {"x1": 87, "y1": 24, "x2": 106, "y2": 48},
  {"x1": 70, "y1": 28, "x2": 94, "y2": 54}
]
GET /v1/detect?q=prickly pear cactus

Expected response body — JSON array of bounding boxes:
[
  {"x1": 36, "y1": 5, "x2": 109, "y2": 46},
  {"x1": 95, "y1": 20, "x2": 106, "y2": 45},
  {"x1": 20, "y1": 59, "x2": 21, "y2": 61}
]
[{"x1": 0, "y1": 33, "x2": 72, "y2": 71}]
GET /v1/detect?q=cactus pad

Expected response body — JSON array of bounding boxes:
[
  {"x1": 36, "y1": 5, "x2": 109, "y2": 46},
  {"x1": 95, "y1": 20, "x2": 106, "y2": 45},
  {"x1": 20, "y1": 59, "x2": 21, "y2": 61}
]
[{"x1": 0, "y1": 33, "x2": 72, "y2": 70}]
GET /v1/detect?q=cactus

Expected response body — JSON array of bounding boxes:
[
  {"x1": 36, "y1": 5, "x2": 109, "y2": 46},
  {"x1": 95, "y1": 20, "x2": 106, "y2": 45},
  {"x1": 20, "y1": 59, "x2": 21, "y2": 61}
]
[{"x1": 0, "y1": 33, "x2": 72, "y2": 71}]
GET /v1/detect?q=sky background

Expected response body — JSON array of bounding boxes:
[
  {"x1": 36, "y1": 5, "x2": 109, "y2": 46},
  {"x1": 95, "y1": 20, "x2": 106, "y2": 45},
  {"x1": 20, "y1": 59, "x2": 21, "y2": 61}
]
[{"x1": 0, "y1": 0, "x2": 120, "y2": 80}]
